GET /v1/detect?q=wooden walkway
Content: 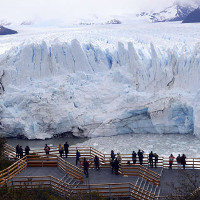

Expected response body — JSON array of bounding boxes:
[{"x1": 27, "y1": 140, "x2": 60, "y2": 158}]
[{"x1": 1, "y1": 143, "x2": 200, "y2": 199}]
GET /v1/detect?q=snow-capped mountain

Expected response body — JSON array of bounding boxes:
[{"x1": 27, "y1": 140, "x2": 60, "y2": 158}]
[
  {"x1": 182, "y1": 8, "x2": 200, "y2": 23},
  {"x1": 138, "y1": 3, "x2": 197, "y2": 22}
]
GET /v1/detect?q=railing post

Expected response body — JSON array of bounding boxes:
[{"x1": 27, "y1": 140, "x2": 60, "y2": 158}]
[
  {"x1": 90, "y1": 147, "x2": 91, "y2": 157},
  {"x1": 109, "y1": 184, "x2": 112, "y2": 199},
  {"x1": 193, "y1": 158, "x2": 194, "y2": 169},
  {"x1": 50, "y1": 176, "x2": 52, "y2": 192}
]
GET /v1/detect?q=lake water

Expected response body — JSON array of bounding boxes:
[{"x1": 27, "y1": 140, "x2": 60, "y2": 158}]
[{"x1": 7, "y1": 133, "x2": 200, "y2": 158}]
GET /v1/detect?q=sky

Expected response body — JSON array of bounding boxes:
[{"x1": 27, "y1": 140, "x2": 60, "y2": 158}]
[{"x1": 0, "y1": 0, "x2": 198, "y2": 24}]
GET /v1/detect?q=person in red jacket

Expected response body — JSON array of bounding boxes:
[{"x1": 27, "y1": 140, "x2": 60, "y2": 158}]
[{"x1": 169, "y1": 154, "x2": 175, "y2": 169}]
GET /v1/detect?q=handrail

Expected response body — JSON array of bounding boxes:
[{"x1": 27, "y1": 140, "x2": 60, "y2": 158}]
[
  {"x1": 0, "y1": 156, "x2": 28, "y2": 185},
  {"x1": 3, "y1": 143, "x2": 16, "y2": 158},
  {"x1": 121, "y1": 164, "x2": 160, "y2": 185},
  {"x1": 6, "y1": 176, "x2": 70, "y2": 197},
  {"x1": 140, "y1": 165, "x2": 161, "y2": 177},
  {"x1": 6, "y1": 176, "x2": 155, "y2": 199},
  {"x1": 57, "y1": 157, "x2": 83, "y2": 182},
  {"x1": 5, "y1": 143, "x2": 200, "y2": 169},
  {"x1": 73, "y1": 182, "x2": 155, "y2": 200}
]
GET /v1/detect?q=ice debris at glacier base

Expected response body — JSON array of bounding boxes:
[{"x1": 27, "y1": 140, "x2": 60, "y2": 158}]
[{"x1": 0, "y1": 38, "x2": 199, "y2": 139}]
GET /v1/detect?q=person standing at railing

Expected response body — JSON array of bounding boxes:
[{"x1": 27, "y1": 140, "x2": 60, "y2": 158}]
[
  {"x1": 111, "y1": 150, "x2": 115, "y2": 161},
  {"x1": 154, "y1": 153, "x2": 158, "y2": 168},
  {"x1": 64, "y1": 142, "x2": 69, "y2": 158},
  {"x1": 117, "y1": 153, "x2": 122, "y2": 165},
  {"x1": 76, "y1": 150, "x2": 81, "y2": 165},
  {"x1": 16, "y1": 144, "x2": 20, "y2": 158},
  {"x1": 19, "y1": 146, "x2": 23, "y2": 159},
  {"x1": 138, "y1": 149, "x2": 144, "y2": 165},
  {"x1": 181, "y1": 154, "x2": 186, "y2": 169},
  {"x1": 44, "y1": 144, "x2": 50, "y2": 159},
  {"x1": 169, "y1": 154, "x2": 175, "y2": 169},
  {"x1": 58, "y1": 144, "x2": 64, "y2": 157},
  {"x1": 113, "y1": 158, "x2": 119, "y2": 175},
  {"x1": 132, "y1": 151, "x2": 137, "y2": 164},
  {"x1": 176, "y1": 154, "x2": 181, "y2": 169},
  {"x1": 94, "y1": 155, "x2": 100, "y2": 170},
  {"x1": 25, "y1": 146, "x2": 30, "y2": 156},
  {"x1": 149, "y1": 151, "x2": 154, "y2": 168},
  {"x1": 83, "y1": 157, "x2": 89, "y2": 177}
]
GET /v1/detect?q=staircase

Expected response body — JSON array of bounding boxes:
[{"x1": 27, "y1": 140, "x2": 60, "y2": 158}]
[
  {"x1": 134, "y1": 177, "x2": 160, "y2": 199},
  {"x1": 60, "y1": 174, "x2": 80, "y2": 189}
]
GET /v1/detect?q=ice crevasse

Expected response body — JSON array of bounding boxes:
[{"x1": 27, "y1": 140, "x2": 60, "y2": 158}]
[{"x1": 0, "y1": 39, "x2": 199, "y2": 139}]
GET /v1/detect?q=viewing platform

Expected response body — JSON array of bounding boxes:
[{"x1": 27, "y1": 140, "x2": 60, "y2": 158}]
[{"x1": 1, "y1": 143, "x2": 200, "y2": 199}]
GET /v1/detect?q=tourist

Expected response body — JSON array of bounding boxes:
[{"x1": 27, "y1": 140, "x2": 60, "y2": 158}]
[
  {"x1": 19, "y1": 146, "x2": 23, "y2": 159},
  {"x1": 16, "y1": 144, "x2": 20, "y2": 158},
  {"x1": 169, "y1": 154, "x2": 175, "y2": 169},
  {"x1": 149, "y1": 151, "x2": 154, "y2": 168},
  {"x1": 110, "y1": 158, "x2": 114, "y2": 174},
  {"x1": 113, "y1": 158, "x2": 119, "y2": 175},
  {"x1": 132, "y1": 151, "x2": 137, "y2": 164},
  {"x1": 181, "y1": 154, "x2": 186, "y2": 169},
  {"x1": 25, "y1": 146, "x2": 30, "y2": 156},
  {"x1": 111, "y1": 150, "x2": 115, "y2": 161},
  {"x1": 64, "y1": 142, "x2": 69, "y2": 158},
  {"x1": 44, "y1": 144, "x2": 50, "y2": 159},
  {"x1": 117, "y1": 153, "x2": 122, "y2": 165},
  {"x1": 94, "y1": 155, "x2": 100, "y2": 170},
  {"x1": 176, "y1": 154, "x2": 181, "y2": 169},
  {"x1": 83, "y1": 157, "x2": 89, "y2": 177},
  {"x1": 154, "y1": 153, "x2": 158, "y2": 168},
  {"x1": 76, "y1": 150, "x2": 81, "y2": 165},
  {"x1": 138, "y1": 149, "x2": 144, "y2": 165},
  {"x1": 58, "y1": 144, "x2": 64, "y2": 157}
]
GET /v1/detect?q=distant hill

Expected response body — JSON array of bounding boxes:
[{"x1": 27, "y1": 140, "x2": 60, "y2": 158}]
[
  {"x1": 182, "y1": 8, "x2": 200, "y2": 23},
  {"x1": 138, "y1": 4, "x2": 196, "y2": 22},
  {"x1": 0, "y1": 26, "x2": 17, "y2": 35}
]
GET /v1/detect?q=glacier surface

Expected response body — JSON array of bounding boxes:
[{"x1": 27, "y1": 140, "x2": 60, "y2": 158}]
[{"x1": 0, "y1": 23, "x2": 200, "y2": 139}]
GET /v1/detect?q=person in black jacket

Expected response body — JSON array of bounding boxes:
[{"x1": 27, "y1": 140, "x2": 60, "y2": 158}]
[
  {"x1": 181, "y1": 154, "x2": 186, "y2": 169},
  {"x1": 94, "y1": 155, "x2": 100, "y2": 170},
  {"x1": 149, "y1": 151, "x2": 154, "y2": 168},
  {"x1": 111, "y1": 150, "x2": 115, "y2": 161},
  {"x1": 113, "y1": 158, "x2": 119, "y2": 175},
  {"x1": 154, "y1": 153, "x2": 158, "y2": 168},
  {"x1": 64, "y1": 142, "x2": 69, "y2": 158},
  {"x1": 16, "y1": 144, "x2": 20, "y2": 158},
  {"x1": 83, "y1": 157, "x2": 89, "y2": 177},
  {"x1": 25, "y1": 146, "x2": 30, "y2": 156},
  {"x1": 76, "y1": 150, "x2": 81, "y2": 165},
  {"x1": 138, "y1": 149, "x2": 144, "y2": 165},
  {"x1": 132, "y1": 151, "x2": 137, "y2": 164},
  {"x1": 19, "y1": 146, "x2": 23, "y2": 159}
]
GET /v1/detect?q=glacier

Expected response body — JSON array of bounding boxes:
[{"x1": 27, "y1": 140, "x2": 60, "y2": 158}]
[{"x1": 0, "y1": 29, "x2": 200, "y2": 139}]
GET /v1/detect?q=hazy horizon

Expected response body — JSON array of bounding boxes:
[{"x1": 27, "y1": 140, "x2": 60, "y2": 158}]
[{"x1": 0, "y1": 0, "x2": 199, "y2": 25}]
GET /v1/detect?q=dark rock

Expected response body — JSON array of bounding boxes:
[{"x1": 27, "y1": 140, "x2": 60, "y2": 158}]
[
  {"x1": 182, "y1": 8, "x2": 200, "y2": 23},
  {"x1": 0, "y1": 26, "x2": 17, "y2": 35}
]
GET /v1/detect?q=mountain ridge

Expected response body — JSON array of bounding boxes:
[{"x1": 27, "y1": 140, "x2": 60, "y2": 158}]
[{"x1": 138, "y1": 3, "x2": 197, "y2": 22}]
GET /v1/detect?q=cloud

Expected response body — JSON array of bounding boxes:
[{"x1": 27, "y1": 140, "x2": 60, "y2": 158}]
[{"x1": 0, "y1": 0, "x2": 198, "y2": 24}]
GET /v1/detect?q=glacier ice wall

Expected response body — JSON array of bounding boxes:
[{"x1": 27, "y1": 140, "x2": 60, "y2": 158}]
[{"x1": 0, "y1": 39, "x2": 199, "y2": 139}]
